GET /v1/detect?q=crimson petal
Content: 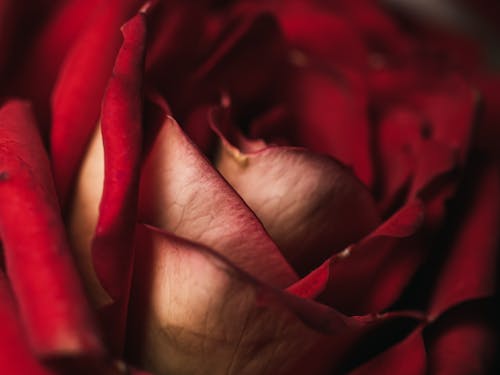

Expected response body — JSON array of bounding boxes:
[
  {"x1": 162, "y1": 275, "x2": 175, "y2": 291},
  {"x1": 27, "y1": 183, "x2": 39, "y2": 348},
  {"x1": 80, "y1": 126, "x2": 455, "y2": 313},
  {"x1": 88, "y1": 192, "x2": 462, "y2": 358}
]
[
  {"x1": 428, "y1": 164, "x2": 500, "y2": 318},
  {"x1": 50, "y1": 0, "x2": 142, "y2": 205},
  {"x1": 321, "y1": 200, "x2": 426, "y2": 314},
  {"x1": 426, "y1": 301, "x2": 496, "y2": 375},
  {"x1": 0, "y1": 272, "x2": 53, "y2": 374},
  {"x1": 347, "y1": 328, "x2": 426, "y2": 375},
  {"x1": 0, "y1": 100, "x2": 103, "y2": 358},
  {"x1": 68, "y1": 11, "x2": 147, "y2": 354},
  {"x1": 288, "y1": 66, "x2": 373, "y2": 186}
]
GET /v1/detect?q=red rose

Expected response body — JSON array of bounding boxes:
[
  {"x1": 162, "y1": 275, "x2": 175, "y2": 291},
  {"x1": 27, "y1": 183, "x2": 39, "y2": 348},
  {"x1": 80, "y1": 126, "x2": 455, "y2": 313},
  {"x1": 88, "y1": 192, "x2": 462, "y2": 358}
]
[{"x1": 0, "y1": 0, "x2": 498, "y2": 374}]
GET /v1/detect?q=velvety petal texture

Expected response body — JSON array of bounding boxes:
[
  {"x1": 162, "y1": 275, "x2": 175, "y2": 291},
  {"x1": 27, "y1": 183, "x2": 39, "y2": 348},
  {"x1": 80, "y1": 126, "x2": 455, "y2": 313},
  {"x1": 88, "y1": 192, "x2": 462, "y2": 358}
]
[
  {"x1": 321, "y1": 200, "x2": 426, "y2": 314},
  {"x1": 127, "y1": 224, "x2": 360, "y2": 375},
  {"x1": 0, "y1": 0, "x2": 498, "y2": 374},
  {"x1": 348, "y1": 328, "x2": 426, "y2": 375},
  {"x1": 68, "y1": 10, "x2": 147, "y2": 354},
  {"x1": 0, "y1": 101, "x2": 103, "y2": 358},
  {"x1": 426, "y1": 302, "x2": 496, "y2": 375},
  {"x1": 6, "y1": 0, "x2": 102, "y2": 133},
  {"x1": 139, "y1": 114, "x2": 298, "y2": 287},
  {"x1": 287, "y1": 66, "x2": 374, "y2": 187},
  {"x1": 215, "y1": 131, "x2": 380, "y2": 274},
  {"x1": 428, "y1": 164, "x2": 500, "y2": 318},
  {"x1": 51, "y1": 0, "x2": 142, "y2": 204},
  {"x1": 0, "y1": 272, "x2": 52, "y2": 374}
]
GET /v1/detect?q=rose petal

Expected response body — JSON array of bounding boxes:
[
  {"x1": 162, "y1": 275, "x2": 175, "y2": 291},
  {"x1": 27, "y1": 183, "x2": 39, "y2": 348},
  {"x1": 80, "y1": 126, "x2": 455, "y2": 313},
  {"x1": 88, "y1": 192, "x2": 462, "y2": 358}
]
[
  {"x1": 376, "y1": 106, "x2": 422, "y2": 210},
  {"x1": 321, "y1": 200, "x2": 426, "y2": 314},
  {"x1": 347, "y1": 328, "x2": 426, "y2": 375},
  {"x1": 68, "y1": 11, "x2": 147, "y2": 353},
  {"x1": 428, "y1": 164, "x2": 500, "y2": 318},
  {"x1": 327, "y1": 0, "x2": 415, "y2": 57},
  {"x1": 0, "y1": 0, "x2": 18, "y2": 80},
  {"x1": 409, "y1": 140, "x2": 458, "y2": 200},
  {"x1": 273, "y1": 1, "x2": 367, "y2": 66},
  {"x1": 376, "y1": 102, "x2": 462, "y2": 208},
  {"x1": 0, "y1": 1, "x2": 60, "y2": 88},
  {"x1": 139, "y1": 114, "x2": 298, "y2": 287},
  {"x1": 0, "y1": 100, "x2": 103, "y2": 358},
  {"x1": 410, "y1": 75, "x2": 477, "y2": 164},
  {"x1": 180, "y1": 13, "x2": 288, "y2": 117},
  {"x1": 50, "y1": 0, "x2": 142, "y2": 204},
  {"x1": 8, "y1": 0, "x2": 102, "y2": 131},
  {"x1": 286, "y1": 259, "x2": 332, "y2": 299},
  {"x1": 69, "y1": 126, "x2": 106, "y2": 303},
  {"x1": 426, "y1": 301, "x2": 496, "y2": 375},
  {"x1": 93, "y1": 10, "x2": 146, "y2": 303},
  {"x1": 127, "y1": 224, "x2": 364, "y2": 375},
  {"x1": 183, "y1": 104, "x2": 218, "y2": 154},
  {"x1": 215, "y1": 132, "x2": 380, "y2": 275},
  {"x1": 475, "y1": 73, "x2": 500, "y2": 158},
  {"x1": 248, "y1": 106, "x2": 294, "y2": 146},
  {"x1": 288, "y1": 66, "x2": 374, "y2": 186},
  {"x1": 145, "y1": 1, "x2": 208, "y2": 101},
  {"x1": 287, "y1": 203, "x2": 423, "y2": 304},
  {"x1": 0, "y1": 272, "x2": 53, "y2": 374}
]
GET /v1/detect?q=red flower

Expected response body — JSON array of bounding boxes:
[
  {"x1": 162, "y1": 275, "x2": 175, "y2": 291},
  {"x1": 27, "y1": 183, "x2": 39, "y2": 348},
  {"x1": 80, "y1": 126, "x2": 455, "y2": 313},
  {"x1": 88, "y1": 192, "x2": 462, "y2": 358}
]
[{"x1": 0, "y1": 0, "x2": 498, "y2": 374}]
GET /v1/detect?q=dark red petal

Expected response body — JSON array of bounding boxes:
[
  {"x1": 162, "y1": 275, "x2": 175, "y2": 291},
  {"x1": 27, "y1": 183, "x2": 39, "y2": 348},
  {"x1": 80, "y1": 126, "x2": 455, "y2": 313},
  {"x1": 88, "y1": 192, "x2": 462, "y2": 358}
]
[
  {"x1": 9, "y1": 0, "x2": 102, "y2": 131},
  {"x1": 426, "y1": 302, "x2": 496, "y2": 375},
  {"x1": 0, "y1": 272, "x2": 53, "y2": 374},
  {"x1": 92, "y1": 10, "x2": 146, "y2": 303},
  {"x1": 376, "y1": 106, "x2": 424, "y2": 211},
  {"x1": 145, "y1": 1, "x2": 208, "y2": 97},
  {"x1": 0, "y1": 1, "x2": 61, "y2": 88},
  {"x1": 50, "y1": 0, "x2": 142, "y2": 205},
  {"x1": 215, "y1": 131, "x2": 380, "y2": 275},
  {"x1": 180, "y1": 13, "x2": 288, "y2": 116},
  {"x1": 321, "y1": 200, "x2": 426, "y2": 314},
  {"x1": 475, "y1": 73, "x2": 500, "y2": 159},
  {"x1": 275, "y1": 2, "x2": 367, "y2": 66},
  {"x1": 286, "y1": 259, "x2": 332, "y2": 299},
  {"x1": 329, "y1": 0, "x2": 415, "y2": 57},
  {"x1": 0, "y1": 100, "x2": 103, "y2": 358},
  {"x1": 288, "y1": 66, "x2": 374, "y2": 186},
  {"x1": 429, "y1": 165, "x2": 500, "y2": 318},
  {"x1": 0, "y1": 0, "x2": 17, "y2": 79},
  {"x1": 348, "y1": 328, "x2": 426, "y2": 375},
  {"x1": 409, "y1": 140, "x2": 457, "y2": 199},
  {"x1": 139, "y1": 115, "x2": 298, "y2": 288},
  {"x1": 68, "y1": 11, "x2": 147, "y2": 354},
  {"x1": 410, "y1": 75, "x2": 477, "y2": 164},
  {"x1": 376, "y1": 102, "x2": 461, "y2": 214}
]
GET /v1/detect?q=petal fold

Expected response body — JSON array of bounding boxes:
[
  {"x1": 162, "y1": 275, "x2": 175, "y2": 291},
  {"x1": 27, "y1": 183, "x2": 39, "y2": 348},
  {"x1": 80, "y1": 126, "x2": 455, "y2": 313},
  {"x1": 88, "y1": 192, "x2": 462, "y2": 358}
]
[
  {"x1": 215, "y1": 131, "x2": 380, "y2": 275},
  {"x1": 127, "y1": 224, "x2": 364, "y2": 375},
  {"x1": 139, "y1": 114, "x2": 298, "y2": 288}
]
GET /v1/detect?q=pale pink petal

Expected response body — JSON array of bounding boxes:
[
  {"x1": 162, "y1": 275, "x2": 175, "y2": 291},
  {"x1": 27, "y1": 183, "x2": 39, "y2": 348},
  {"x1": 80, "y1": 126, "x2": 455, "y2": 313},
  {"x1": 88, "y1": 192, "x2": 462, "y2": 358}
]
[
  {"x1": 215, "y1": 133, "x2": 379, "y2": 275},
  {"x1": 139, "y1": 115, "x2": 298, "y2": 288},
  {"x1": 127, "y1": 224, "x2": 365, "y2": 375}
]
